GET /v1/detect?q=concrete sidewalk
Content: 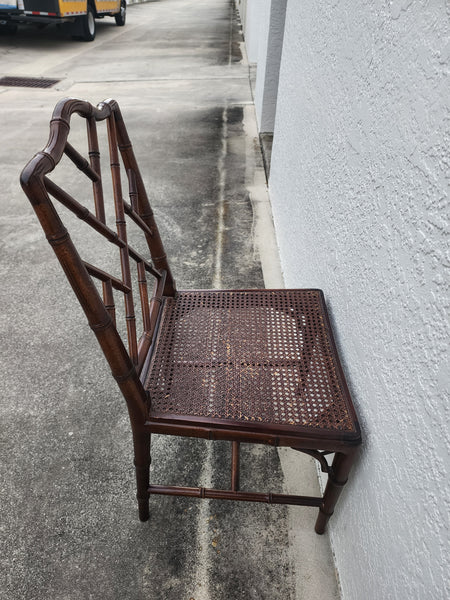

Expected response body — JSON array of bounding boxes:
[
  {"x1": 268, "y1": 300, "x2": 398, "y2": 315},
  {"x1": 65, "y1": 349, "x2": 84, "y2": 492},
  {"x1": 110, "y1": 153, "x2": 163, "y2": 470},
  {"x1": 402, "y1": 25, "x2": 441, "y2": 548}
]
[{"x1": 0, "y1": 1, "x2": 339, "y2": 598}]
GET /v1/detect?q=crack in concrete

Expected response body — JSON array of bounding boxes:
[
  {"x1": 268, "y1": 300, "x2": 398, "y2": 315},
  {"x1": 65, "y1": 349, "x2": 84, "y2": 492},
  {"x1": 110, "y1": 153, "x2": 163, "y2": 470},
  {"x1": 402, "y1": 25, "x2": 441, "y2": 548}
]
[{"x1": 191, "y1": 442, "x2": 214, "y2": 600}]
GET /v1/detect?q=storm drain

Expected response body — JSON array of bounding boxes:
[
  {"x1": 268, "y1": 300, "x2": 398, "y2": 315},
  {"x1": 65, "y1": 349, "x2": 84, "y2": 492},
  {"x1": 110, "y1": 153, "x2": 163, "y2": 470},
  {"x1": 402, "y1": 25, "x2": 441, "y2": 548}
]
[{"x1": 0, "y1": 76, "x2": 60, "y2": 88}]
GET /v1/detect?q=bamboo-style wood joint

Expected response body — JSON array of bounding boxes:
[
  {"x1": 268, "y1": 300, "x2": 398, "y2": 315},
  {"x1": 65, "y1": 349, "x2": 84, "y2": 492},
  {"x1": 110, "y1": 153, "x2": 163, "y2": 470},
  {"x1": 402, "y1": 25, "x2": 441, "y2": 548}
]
[
  {"x1": 64, "y1": 142, "x2": 100, "y2": 182},
  {"x1": 50, "y1": 115, "x2": 70, "y2": 130},
  {"x1": 112, "y1": 365, "x2": 136, "y2": 383},
  {"x1": 329, "y1": 473, "x2": 348, "y2": 487},
  {"x1": 46, "y1": 229, "x2": 70, "y2": 246},
  {"x1": 89, "y1": 317, "x2": 113, "y2": 332}
]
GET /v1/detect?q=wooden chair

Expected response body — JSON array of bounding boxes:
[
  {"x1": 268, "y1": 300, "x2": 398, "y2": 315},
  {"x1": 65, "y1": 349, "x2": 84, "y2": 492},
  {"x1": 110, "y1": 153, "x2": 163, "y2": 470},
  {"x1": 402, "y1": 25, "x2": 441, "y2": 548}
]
[{"x1": 21, "y1": 98, "x2": 361, "y2": 534}]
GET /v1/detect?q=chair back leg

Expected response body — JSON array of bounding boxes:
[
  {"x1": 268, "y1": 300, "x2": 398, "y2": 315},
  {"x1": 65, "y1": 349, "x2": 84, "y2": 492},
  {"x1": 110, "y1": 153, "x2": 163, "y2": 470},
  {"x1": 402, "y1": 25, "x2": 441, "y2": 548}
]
[{"x1": 132, "y1": 429, "x2": 151, "y2": 521}]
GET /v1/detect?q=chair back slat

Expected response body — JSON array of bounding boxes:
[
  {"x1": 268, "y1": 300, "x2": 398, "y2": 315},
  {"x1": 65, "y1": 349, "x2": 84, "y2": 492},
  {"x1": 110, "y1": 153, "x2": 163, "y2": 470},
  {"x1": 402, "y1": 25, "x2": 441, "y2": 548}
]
[
  {"x1": 45, "y1": 174, "x2": 161, "y2": 281},
  {"x1": 86, "y1": 115, "x2": 105, "y2": 219},
  {"x1": 64, "y1": 141, "x2": 100, "y2": 182},
  {"x1": 113, "y1": 110, "x2": 175, "y2": 296},
  {"x1": 44, "y1": 177, "x2": 125, "y2": 245},
  {"x1": 106, "y1": 114, "x2": 139, "y2": 364},
  {"x1": 136, "y1": 268, "x2": 167, "y2": 371},
  {"x1": 83, "y1": 261, "x2": 132, "y2": 294},
  {"x1": 85, "y1": 116, "x2": 116, "y2": 323},
  {"x1": 137, "y1": 261, "x2": 152, "y2": 333}
]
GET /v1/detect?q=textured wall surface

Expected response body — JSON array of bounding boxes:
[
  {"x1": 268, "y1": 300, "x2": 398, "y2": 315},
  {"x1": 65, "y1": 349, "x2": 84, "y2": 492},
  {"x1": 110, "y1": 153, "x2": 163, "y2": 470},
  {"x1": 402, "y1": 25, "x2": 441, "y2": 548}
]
[
  {"x1": 269, "y1": 1, "x2": 449, "y2": 598},
  {"x1": 253, "y1": 0, "x2": 271, "y2": 127},
  {"x1": 254, "y1": 0, "x2": 287, "y2": 132},
  {"x1": 242, "y1": 0, "x2": 260, "y2": 63}
]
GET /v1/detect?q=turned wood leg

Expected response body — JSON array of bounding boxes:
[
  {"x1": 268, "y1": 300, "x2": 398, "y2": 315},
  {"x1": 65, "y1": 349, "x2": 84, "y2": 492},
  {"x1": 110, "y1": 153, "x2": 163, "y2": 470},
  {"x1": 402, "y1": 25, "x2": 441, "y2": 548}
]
[
  {"x1": 315, "y1": 448, "x2": 357, "y2": 535},
  {"x1": 133, "y1": 429, "x2": 151, "y2": 521}
]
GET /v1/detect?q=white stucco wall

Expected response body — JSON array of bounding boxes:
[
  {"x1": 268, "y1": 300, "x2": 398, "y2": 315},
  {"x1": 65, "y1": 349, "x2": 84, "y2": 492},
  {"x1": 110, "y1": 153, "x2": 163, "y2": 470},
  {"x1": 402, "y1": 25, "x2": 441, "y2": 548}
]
[
  {"x1": 253, "y1": 0, "x2": 271, "y2": 125},
  {"x1": 254, "y1": 0, "x2": 287, "y2": 132},
  {"x1": 242, "y1": 0, "x2": 261, "y2": 63},
  {"x1": 269, "y1": 1, "x2": 449, "y2": 599}
]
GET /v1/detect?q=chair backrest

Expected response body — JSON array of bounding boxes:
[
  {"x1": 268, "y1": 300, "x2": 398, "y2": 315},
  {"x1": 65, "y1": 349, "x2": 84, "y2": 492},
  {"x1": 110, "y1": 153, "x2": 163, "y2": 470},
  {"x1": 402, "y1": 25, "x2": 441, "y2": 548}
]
[{"x1": 21, "y1": 98, "x2": 175, "y2": 423}]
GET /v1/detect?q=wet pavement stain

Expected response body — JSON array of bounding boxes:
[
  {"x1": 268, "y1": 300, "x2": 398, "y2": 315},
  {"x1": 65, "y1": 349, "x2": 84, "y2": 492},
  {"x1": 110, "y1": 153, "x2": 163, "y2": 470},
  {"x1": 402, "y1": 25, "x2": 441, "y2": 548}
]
[{"x1": 139, "y1": 103, "x2": 264, "y2": 290}]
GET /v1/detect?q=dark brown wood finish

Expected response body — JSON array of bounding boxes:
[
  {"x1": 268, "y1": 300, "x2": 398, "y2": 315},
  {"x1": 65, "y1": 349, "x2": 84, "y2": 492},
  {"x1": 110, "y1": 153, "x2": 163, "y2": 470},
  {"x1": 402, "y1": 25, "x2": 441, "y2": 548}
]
[{"x1": 21, "y1": 98, "x2": 362, "y2": 535}]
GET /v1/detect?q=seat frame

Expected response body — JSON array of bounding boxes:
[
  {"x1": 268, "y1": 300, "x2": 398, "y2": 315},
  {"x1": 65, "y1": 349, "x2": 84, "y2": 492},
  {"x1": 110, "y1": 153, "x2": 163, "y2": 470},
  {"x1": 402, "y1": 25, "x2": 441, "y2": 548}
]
[{"x1": 21, "y1": 98, "x2": 361, "y2": 535}]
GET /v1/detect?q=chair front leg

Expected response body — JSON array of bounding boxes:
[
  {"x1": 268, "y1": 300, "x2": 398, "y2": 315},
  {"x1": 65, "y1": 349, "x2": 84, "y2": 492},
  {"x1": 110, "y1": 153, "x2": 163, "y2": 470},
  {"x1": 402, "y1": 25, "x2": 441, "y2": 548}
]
[
  {"x1": 315, "y1": 448, "x2": 358, "y2": 534},
  {"x1": 132, "y1": 429, "x2": 151, "y2": 521}
]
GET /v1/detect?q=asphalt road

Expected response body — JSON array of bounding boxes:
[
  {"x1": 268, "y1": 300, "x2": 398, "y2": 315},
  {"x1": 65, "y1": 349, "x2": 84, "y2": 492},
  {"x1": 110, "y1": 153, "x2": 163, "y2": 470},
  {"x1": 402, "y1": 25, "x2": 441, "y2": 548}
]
[{"x1": 0, "y1": 1, "x2": 339, "y2": 598}]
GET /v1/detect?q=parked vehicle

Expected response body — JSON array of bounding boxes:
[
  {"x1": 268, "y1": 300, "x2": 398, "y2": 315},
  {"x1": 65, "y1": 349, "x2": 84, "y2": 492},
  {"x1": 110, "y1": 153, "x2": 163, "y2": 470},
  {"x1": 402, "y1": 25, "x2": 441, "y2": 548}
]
[{"x1": 0, "y1": 0, "x2": 126, "y2": 41}]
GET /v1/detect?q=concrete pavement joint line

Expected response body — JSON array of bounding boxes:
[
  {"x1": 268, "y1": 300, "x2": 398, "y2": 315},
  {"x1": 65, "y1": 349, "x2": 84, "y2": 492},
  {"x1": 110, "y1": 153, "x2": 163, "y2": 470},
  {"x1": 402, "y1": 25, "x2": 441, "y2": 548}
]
[
  {"x1": 74, "y1": 77, "x2": 249, "y2": 83},
  {"x1": 212, "y1": 0, "x2": 234, "y2": 289},
  {"x1": 193, "y1": 443, "x2": 214, "y2": 600},
  {"x1": 212, "y1": 104, "x2": 228, "y2": 290},
  {"x1": 227, "y1": 0, "x2": 233, "y2": 67},
  {"x1": 240, "y1": 37, "x2": 256, "y2": 106},
  {"x1": 192, "y1": 327, "x2": 225, "y2": 598}
]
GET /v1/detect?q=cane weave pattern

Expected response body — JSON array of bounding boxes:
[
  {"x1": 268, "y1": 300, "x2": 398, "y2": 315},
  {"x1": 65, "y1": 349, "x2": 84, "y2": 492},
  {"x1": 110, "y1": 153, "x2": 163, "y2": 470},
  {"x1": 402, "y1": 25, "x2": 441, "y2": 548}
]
[{"x1": 145, "y1": 290, "x2": 356, "y2": 432}]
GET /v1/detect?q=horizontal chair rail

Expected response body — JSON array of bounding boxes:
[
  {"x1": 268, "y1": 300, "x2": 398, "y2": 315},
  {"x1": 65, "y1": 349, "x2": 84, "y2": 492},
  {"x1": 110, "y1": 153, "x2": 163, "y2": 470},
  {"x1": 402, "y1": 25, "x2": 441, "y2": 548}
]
[
  {"x1": 83, "y1": 261, "x2": 131, "y2": 294},
  {"x1": 148, "y1": 484, "x2": 323, "y2": 507},
  {"x1": 44, "y1": 176, "x2": 162, "y2": 280},
  {"x1": 64, "y1": 142, "x2": 100, "y2": 182}
]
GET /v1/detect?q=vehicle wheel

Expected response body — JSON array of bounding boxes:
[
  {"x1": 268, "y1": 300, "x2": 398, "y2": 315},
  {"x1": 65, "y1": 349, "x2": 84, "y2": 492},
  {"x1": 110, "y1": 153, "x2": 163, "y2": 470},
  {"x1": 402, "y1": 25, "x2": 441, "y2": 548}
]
[
  {"x1": 115, "y1": 0, "x2": 126, "y2": 26},
  {"x1": 80, "y1": 5, "x2": 96, "y2": 41}
]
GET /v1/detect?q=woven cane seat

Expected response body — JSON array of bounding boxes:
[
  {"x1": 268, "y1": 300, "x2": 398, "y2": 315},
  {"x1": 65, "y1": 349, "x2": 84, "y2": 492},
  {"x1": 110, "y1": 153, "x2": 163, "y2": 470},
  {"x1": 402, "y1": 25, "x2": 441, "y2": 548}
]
[{"x1": 145, "y1": 289, "x2": 358, "y2": 438}]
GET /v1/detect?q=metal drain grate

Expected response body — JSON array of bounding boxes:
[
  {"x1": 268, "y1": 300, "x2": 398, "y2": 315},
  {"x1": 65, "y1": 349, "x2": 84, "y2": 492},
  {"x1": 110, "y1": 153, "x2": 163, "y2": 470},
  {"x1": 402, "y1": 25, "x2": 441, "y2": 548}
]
[{"x1": 0, "y1": 76, "x2": 60, "y2": 89}]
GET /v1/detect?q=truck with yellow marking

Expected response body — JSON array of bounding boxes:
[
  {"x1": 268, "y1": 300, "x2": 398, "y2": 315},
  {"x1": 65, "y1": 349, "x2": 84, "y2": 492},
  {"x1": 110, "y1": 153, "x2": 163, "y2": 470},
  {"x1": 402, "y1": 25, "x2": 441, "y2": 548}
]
[{"x1": 0, "y1": 0, "x2": 126, "y2": 40}]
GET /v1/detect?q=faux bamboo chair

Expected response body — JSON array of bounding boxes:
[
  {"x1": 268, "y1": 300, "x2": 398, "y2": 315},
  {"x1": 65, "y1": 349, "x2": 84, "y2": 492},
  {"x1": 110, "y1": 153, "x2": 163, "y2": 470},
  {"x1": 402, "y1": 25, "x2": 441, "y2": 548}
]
[{"x1": 21, "y1": 98, "x2": 361, "y2": 534}]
